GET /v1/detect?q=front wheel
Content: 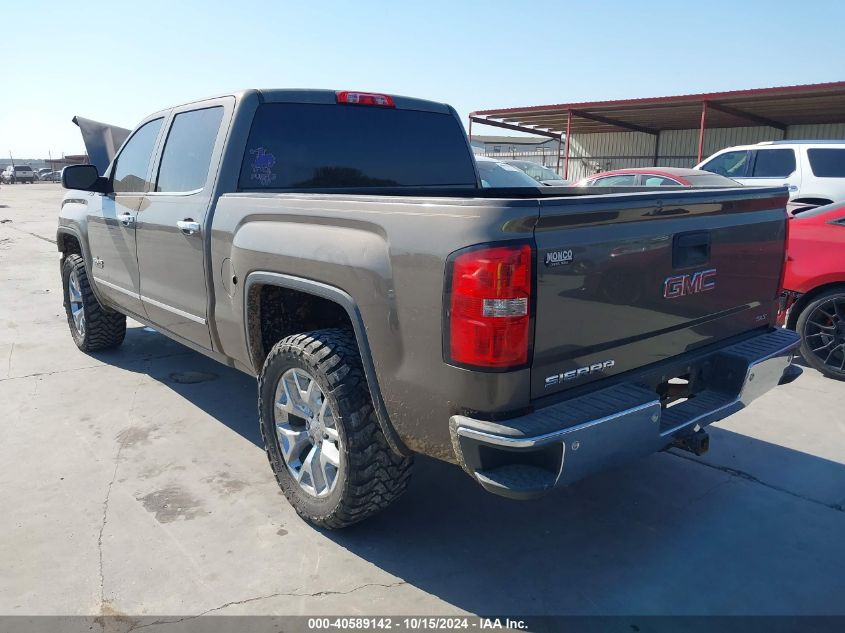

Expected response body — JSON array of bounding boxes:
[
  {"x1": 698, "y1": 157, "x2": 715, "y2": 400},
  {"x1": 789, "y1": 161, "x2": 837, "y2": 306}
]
[
  {"x1": 61, "y1": 254, "x2": 126, "y2": 352},
  {"x1": 795, "y1": 287, "x2": 845, "y2": 380},
  {"x1": 259, "y1": 328, "x2": 413, "y2": 529}
]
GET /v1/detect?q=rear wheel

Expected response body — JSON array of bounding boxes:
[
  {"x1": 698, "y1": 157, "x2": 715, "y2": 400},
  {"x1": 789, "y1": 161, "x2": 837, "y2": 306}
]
[
  {"x1": 259, "y1": 328, "x2": 413, "y2": 529},
  {"x1": 61, "y1": 254, "x2": 126, "y2": 352},
  {"x1": 796, "y1": 288, "x2": 845, "y2": 380}
]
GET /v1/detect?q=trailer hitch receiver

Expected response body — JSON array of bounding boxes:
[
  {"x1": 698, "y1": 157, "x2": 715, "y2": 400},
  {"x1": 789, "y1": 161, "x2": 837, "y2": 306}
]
[{"x1": 671, "y1": 428, "x2": 710, "y2": 456}]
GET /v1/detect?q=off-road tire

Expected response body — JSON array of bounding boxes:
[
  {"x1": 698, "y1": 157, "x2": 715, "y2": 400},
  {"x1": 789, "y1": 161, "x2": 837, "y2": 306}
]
[
  {"x1": 259, "y1": 328, "x2": 413, "y2": 529},
  {"x1": 795, "y1": 287, "x2": 845, "y2": 381},
  {"x1": 61, "y1": 254, "x2": 126, "y2": 351}
]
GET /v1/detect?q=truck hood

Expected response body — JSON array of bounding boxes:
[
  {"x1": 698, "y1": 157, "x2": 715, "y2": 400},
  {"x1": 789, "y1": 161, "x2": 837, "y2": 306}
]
[{"x1": 72, "y1": 116, "x2": 131, "y2": 173}]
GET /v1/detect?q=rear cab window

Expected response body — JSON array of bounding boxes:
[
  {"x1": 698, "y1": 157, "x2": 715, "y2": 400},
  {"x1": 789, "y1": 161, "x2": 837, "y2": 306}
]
[
  {"x1": 239, "y1": 103, "x2": 476, "y2": 189},
  {"x1": 807, "y1": 148, "x2": 845, "y2": 177}
]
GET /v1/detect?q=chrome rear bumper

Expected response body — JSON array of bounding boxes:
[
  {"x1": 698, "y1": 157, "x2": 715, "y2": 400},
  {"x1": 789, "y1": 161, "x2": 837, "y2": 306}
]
[{"x1": 450, "y1": 328, "x2": 800, "y2": 499}]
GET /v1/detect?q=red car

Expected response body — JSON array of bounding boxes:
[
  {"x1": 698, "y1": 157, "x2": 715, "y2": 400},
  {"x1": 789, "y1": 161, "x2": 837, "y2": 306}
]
[
  {"x1": 573, "y1": 167, "x2": 739, "y2": 187},
  {"x1": 781, "y1": 202, "x2": 845, "y2": 380}
]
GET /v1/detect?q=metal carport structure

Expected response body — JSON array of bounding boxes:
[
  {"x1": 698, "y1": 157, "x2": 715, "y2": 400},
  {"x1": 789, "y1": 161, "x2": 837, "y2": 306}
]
[{"x1": 469, "y1": 81, "x2": 845, "y2": 179}]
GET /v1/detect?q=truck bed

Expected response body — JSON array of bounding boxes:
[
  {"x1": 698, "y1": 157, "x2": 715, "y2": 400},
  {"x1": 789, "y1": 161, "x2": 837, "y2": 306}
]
[{"x1": 211, "y1": 185, "x2": 788, "y2": 461}]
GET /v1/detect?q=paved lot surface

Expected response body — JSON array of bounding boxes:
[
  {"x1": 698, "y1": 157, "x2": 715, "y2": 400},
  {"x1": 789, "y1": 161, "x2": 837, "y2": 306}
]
[{"x1": 1, "y1": 184, "x2": 844, "y2": 620}]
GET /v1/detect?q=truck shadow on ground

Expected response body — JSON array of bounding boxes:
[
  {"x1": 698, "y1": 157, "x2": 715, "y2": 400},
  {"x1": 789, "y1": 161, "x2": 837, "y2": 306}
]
[{"x1": 97, "y1": 325, "x2": 845, "y2": 617}]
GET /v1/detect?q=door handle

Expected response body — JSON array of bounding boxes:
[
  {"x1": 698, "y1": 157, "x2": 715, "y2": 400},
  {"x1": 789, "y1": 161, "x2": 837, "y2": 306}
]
[
  {"x1": 177, "y1": 220, "x2": 201, "y2": 235},
  {"x1": 673, "y1": 231, "x2": 711, "y2": 268},
  {"x1": 119, "y1": 212, "x2": 134, "y2": 227}
]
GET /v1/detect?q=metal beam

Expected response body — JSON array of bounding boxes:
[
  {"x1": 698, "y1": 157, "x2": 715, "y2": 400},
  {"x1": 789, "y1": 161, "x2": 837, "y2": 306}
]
[
  {"x1": 556, "y1": 136, "x2": 562, "y2": 175},
  {"x1": 697, "y1": 101, "x2": 708, "y2": 164},
  {"x1": 652, "y1": 130, "x2": 660, "y2": 166},
  {"x1": 468, "y1": 116, "x2": 562, "y2": 139},
  {"x1": 564, "y1": 110, "x2": 572, "y2": 179},
  {"x1": 569, "y1": 109, "x2": 658, "y2": 135},
  {"x1": 707, "y1": 101, "x2": 787, "y2": 131}
]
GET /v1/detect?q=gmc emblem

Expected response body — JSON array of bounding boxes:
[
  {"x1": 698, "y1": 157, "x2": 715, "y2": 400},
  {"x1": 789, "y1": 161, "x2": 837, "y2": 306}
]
[{"x1": 663, "y1": 268, "x2": 717, "y2": 299}]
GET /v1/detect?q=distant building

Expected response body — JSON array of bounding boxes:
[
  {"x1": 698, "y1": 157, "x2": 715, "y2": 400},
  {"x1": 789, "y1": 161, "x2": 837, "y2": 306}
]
[
  {"x1": 4, "y1": 155, "x2": 88, "y2": 171},
  {"x1": 469, "y1": 135, "x2": 556, "y2": 155},
  {"x1": 472, "y1": 81, "x2": 845, "y2": 181}
]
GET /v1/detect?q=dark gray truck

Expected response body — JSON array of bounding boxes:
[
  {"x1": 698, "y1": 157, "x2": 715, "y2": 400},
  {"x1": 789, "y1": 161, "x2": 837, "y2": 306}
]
[{"x1": 57, "y1": 89, "x2": 800, "y2": 528}]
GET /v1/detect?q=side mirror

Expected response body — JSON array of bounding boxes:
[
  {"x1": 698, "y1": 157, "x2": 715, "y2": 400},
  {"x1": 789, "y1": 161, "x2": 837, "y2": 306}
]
[{"x1": 62, "y1": 164, "x2": 109, "y2": 192}]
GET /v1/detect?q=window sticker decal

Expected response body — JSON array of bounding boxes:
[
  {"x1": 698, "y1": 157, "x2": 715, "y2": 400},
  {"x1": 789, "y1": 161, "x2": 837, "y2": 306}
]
[{"x1": 249, "y1": 147, "x2": 277, "y2": 186}]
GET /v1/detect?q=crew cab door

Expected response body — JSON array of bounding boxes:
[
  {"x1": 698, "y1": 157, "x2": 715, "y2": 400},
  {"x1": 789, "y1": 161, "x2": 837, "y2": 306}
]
[
  {"x1": 135, "y1": 99, "x2": 230, "y2": 348},
  {"x1": 87, "y1": 117, "x2": 165, "y2": 316}
]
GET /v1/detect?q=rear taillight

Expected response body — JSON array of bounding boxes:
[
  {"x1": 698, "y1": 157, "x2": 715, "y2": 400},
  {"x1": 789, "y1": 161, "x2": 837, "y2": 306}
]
[
  {"x1": 336, "y1": 91, "x2": 395, "y2": 107},
  {"x1": 445, "y1": 244, "x2": 533, "y2": 369}
]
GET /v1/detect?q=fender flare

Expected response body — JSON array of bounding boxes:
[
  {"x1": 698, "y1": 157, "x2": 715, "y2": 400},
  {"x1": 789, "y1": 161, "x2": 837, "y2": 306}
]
[
  {"x1": 56, "y1": 226, "x2": 111, "y2": 310},
  {"x1": 244, "y1": 271, "x2": 410, "y2": 456}
]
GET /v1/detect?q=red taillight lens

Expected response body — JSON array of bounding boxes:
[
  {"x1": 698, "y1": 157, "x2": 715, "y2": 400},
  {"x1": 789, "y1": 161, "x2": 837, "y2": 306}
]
[
  {"x1": 336, "y1": 91, "x2": 395, "y2": 107},
  {"x1": 447, "y1": 244, "x2": 532, "y2": 368}
]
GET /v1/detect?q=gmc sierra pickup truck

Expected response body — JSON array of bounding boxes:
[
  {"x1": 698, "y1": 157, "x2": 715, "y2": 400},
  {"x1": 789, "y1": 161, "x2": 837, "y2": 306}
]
[{"x1": 58, "y1": 89, "x2": 800, "y2": 529}]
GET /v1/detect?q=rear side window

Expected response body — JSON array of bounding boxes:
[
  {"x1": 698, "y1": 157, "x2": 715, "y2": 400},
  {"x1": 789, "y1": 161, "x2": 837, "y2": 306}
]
[
  {"x1": 752, "y1": 149, "x2": 796, "y2": 177},
  {"x1": 701, "y1": 150, "x2": 750, "y2": 178},
  {"x1": 643, "y1": 176, "x2": 680, "y2": 186},
  {"x1": 239, "y1": 103, "x2": 476, "y2": 189},
  {"x1": 807, "y1": 148, "x2": 845, "y2": 177},
  {"x1": 593, "y1": 174, "x2": 638, "y2": 186},
  {"x1": 156, "y1": 107, "x2": 224, "y2": 192},
  {"x1": 683, "y1": 173, "x2": 740, "y2": 186},
  {"x1": 112, "y1": 118, "x2": 164, "y2": 194}
]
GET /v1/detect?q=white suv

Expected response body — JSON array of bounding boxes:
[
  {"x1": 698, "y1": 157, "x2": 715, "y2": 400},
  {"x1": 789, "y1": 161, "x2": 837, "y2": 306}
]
[
  {"x1": 1, "y1": 165, "x2": 36, "y2": 184},
  {"x1": 695, "y1": 141, "x2": 845, "y2": 205}
]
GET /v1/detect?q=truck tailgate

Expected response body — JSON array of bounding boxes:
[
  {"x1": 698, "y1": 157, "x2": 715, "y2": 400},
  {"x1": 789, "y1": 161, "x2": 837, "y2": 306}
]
[{"x1": 532, "y1": 188, "x2": 788, "y2": 399}]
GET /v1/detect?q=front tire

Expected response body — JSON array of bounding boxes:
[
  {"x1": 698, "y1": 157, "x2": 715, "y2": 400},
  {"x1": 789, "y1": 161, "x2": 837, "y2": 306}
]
[
  {"x1": 61, "y1": 254, "x2": 126, "y2": 352},
  {"x1": 795, "y1": 287, "x2": 845, "y2": 380},
  {"x1": 259, "y1": 328, "x2": 413, "y2": 529}
]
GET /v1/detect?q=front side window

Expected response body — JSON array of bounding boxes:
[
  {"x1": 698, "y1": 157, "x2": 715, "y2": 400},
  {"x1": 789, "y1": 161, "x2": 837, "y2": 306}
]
[
  {"x1": 807, "y1": 148, "x2": 845, "y2": 177},
  {"x1": 701, "y1": 150, "x2": 750, "y2": 178},
  {"x1": 156, "y1": 107, "x2": 224, "y2": 192},
  {"x1": 593, "y1": 174, "x2": 638, "y2": 186},
  {"x1": 752, "y1": 149, "x2": 796, "y2": 178},
  {"x1": 112, "y1": 118, "x2": 164, "y2": 193}
]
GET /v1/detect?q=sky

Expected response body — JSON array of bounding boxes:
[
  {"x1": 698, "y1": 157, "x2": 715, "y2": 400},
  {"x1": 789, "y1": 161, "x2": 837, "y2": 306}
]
[{"x1": 3, "y1": 0, "x2": 844, "y2": 159}]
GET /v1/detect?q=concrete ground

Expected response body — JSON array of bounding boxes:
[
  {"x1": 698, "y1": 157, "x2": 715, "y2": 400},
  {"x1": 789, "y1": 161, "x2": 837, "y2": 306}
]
[{"x1": 1, "y1": 184, "x2": 844, "y2": 620}]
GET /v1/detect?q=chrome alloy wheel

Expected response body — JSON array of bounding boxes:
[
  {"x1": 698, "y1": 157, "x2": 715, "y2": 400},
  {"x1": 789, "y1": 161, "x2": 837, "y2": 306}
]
[
  {"x1": 68, "y1": 269, "x2": 85, "y2": 336},
  {"x1": 273, "y1": 368, "x2": 342, "y2": 498}
]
